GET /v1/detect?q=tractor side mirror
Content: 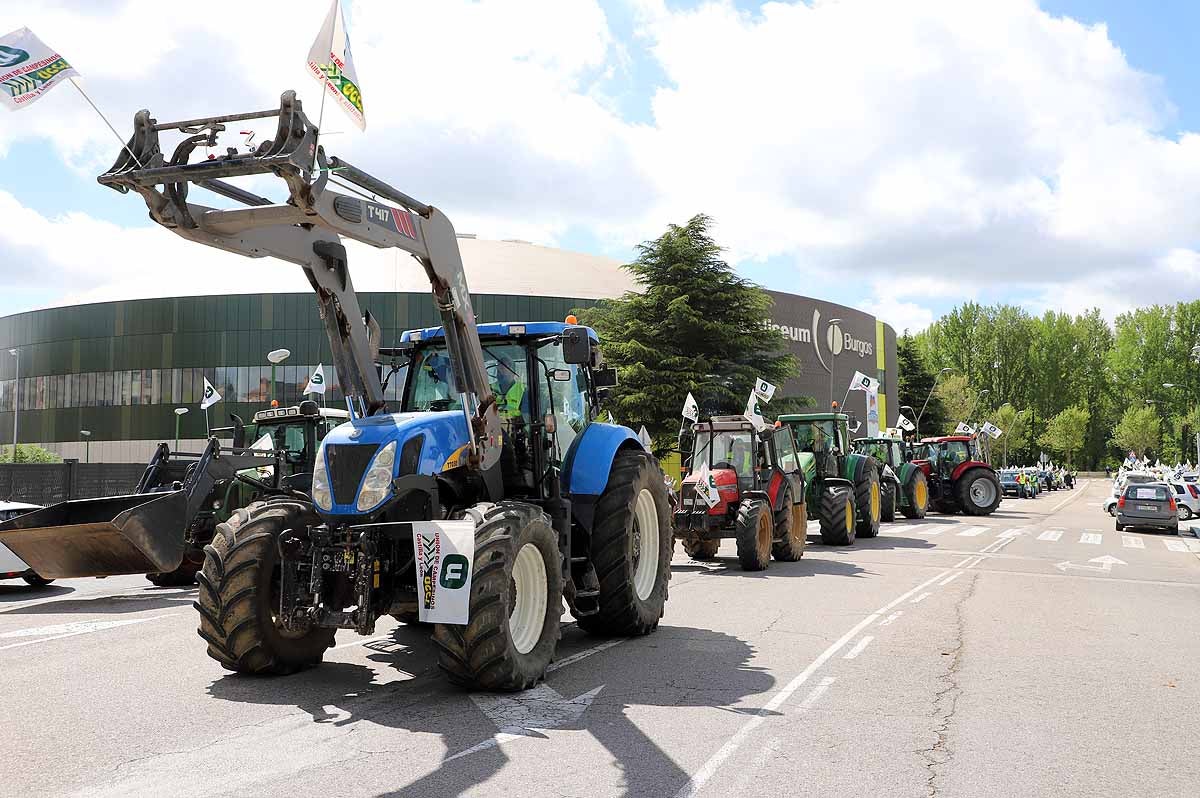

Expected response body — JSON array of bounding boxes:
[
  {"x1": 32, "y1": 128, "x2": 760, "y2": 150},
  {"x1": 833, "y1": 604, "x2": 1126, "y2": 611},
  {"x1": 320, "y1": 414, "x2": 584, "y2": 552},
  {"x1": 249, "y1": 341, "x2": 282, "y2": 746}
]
[
  {"x1": 562, "y1": 326, "x2": 592, "y2": 364},
  {"x1": 592, "y1": 367, "x2": 619, "y2": 388}
]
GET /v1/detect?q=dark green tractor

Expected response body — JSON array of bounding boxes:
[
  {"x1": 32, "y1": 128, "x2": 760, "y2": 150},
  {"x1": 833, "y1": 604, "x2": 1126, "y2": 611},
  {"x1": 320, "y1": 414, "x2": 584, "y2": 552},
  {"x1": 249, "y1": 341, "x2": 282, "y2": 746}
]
[
  {"x1": 777, "y1": 413, "x2": 881, "y2": 545},
  {"x1": 852, "y1": 436, "x2": 929, "y2": 522}
]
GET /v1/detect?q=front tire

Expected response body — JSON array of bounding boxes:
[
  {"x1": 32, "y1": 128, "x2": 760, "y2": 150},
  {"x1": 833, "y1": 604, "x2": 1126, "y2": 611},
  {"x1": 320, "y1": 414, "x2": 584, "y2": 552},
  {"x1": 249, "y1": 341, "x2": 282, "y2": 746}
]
[
  {"x1": 771, "y1": 486, "x2": 806, "y2": 562},
  {"x1": 682, "y1": 538, "x2": 720, "y2": 560},
  {"x1": 880, "y1": 480, "x2": 897, "y2": 523},
  {"x1": 900, "y1": 471, "x2": 929, "y2": 519},
  {"x1": 958, "y1": 469, "x2": 1002, "y2": 516},
  {"x1": 735, "y1": 499, "x2": 772, "y2": 571},
  {"x1": 819, "y1": 485, "x2": 857, "y2": 546},
  {"x1": 195, "y1": 499, "x2": 335, "y2": 674},
  {"x1": 434, "y1": 503, "x2": 562, "y2": 691},
  {"x1": 576, "y1": 450, "x2": 672, "y2": 636},
  {"x1": 854, "y1": 461, "x2": 882, "y2": 538}
]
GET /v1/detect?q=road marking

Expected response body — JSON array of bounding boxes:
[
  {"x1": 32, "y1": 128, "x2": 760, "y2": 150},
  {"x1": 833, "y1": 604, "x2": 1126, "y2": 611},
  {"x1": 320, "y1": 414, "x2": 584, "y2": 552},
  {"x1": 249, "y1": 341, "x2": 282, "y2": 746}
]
[
  {"x1": 0, "y1": 613, "x2": 179, "y2": 652},
  {"x1": 1079, "y1": 532, "x2": 1102, "y2": 545},
  {"x1": 799, "y1": 676, "x2": 836, "y2": 708},
  {"x1": 940, "y1": 571, "x2": 964, "y2": 586},
  {"x1": 1122, "y1": 535, "x2": 1144, "y2": 549},
  {"x1": 997, "y1": 527, "x2": 1027, "y2": 538},
  {"x1": 843, "y1": 636, "x2": 874, "y2": 660},
  {"x1": 447, "y1": 683, "x2": 605, "y2": 762},
  {"x1": 1055, "y1": 555, "x2": 1125, "y2": 574},
  {"x1": 331, "y1": 634, "x2": 392, "y2": 651},
  {"x1": 673, "y1": 568, "x2": 954, "y2": 798},
  {"x1": 1038, "y1": 530, "x2": 1063, "y2": 542},
  {"x1": 956, "y1": 526, "x2": 987, "y2": 537},
  {"x1": 920, "y1": 525, "x2": 944, "y2": 536},
  {"x1": 1183, "y1": 538, "x2": 1200, "y2": 552},
  {"x1": 910, "y1": 591, "x2": 933, "y2": 604},
  {"x1": 1164, "y1": 539, "x2": 1189, "y2": 552},
  {"x1": 547, "y1": 637, "x2": 627, "y2": 672},
  {"x1": 878, "y1": 611, "x2": 903, "y2": 627},
  {"x1": 1049, "y1": 487, "x2": 1089, "y2": 513}
]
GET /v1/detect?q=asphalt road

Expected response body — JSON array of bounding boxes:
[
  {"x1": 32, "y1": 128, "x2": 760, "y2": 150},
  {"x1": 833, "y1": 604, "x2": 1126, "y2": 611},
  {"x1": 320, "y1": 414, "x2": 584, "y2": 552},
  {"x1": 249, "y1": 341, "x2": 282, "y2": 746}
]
[{"x1": 2, "y1": 477, "x2": 1198, "y2": 797}]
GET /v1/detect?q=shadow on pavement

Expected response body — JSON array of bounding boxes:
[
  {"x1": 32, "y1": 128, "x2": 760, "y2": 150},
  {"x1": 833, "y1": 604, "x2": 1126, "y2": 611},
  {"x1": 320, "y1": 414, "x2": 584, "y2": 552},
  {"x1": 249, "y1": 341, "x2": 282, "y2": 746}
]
[
  {"x1": 674, "y1": 554, "x2": 871, "y2": 580},
  {"x1": 0, "y1": 588, "x2": 195, "y2": 615},
  {"x1": 207, "y1": 623, "x2": 770, "y2": 798},
  {"x1": 0, "y1": 583, "x2": 73, "y2": 603}
]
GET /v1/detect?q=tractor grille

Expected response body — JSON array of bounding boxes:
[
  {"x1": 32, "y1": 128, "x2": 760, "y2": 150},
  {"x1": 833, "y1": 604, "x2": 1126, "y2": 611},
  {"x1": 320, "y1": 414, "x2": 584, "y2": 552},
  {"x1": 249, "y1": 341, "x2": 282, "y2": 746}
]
[{"x1": 325, "y1": 444, "x2": 379, "y2": 506}]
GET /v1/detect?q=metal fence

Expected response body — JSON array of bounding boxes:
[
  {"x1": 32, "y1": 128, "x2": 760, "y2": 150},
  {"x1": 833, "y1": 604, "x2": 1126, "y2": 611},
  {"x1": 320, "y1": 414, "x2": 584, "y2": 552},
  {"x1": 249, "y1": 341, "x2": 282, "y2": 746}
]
[{"x1": 0, "y1": 462, "x2": 146, "y2": 506}]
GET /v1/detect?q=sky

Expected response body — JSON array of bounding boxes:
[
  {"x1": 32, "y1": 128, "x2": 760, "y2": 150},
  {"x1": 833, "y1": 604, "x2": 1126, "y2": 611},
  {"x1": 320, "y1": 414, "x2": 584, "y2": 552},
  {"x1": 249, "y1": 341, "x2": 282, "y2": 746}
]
[{"x1": 2, "y1": 0, "x2": 1199, "y2": 334}]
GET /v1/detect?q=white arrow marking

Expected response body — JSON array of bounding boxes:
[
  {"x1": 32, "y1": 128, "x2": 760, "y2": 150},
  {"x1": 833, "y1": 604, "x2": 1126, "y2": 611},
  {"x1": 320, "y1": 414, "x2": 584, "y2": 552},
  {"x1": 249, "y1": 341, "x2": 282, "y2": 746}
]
[
  {"x1": 446, "y1": 683, "x2": 605, "y2": 762},
  {"x1": 1054, "y1": 555, "x2": 1126, "y2": 574}
]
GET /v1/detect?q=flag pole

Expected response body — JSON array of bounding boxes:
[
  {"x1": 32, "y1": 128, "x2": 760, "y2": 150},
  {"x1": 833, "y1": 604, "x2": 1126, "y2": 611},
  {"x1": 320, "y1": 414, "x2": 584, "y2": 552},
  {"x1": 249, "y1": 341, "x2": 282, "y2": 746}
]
[
  {"x1": 313, "y1": 0, "x2": 338, "y2": 163},
  {"x1": 204, "y1": 406, "x2": 210, "y2": 438},
  {"x1": 68, "y1": 77, "x2": 142, "y2": 167}
]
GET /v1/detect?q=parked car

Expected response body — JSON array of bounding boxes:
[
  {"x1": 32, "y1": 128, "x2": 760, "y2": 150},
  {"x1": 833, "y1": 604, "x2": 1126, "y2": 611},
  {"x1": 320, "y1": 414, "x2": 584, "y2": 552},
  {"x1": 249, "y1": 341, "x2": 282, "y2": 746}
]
[
  {"x1": 1103, "y1": 495, "x2": 1118, "y2": 516},
  {"x1": 0, "y1": 501, "x2": 52, "y2": 587},
  {"x1": 999, "y1": 470, "x2": 1023, "y2": 498},
  {"x1": 1168, "y1": 480, "x2": 1200, "y2": 521},
  {"x1": 1115, "y1": 482, "x2": 1179, "y2": 534}
]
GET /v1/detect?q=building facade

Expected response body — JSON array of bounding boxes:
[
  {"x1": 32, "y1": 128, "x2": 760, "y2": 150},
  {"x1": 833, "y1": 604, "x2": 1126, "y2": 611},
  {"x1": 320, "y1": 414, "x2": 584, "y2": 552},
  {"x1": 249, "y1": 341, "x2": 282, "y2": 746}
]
[{"x1": 0, "y1": 243, "x2": 897, "y2": 463}]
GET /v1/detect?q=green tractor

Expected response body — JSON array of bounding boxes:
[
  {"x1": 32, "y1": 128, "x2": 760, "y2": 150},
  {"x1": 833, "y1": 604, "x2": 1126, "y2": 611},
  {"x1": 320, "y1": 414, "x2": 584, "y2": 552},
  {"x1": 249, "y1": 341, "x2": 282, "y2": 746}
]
[
  {"x1": 851, "y1": 436, "x2": 930, "y2": 522},
  {"x1": 777, "y1": 412, "x2": 881, "y2": 545}
]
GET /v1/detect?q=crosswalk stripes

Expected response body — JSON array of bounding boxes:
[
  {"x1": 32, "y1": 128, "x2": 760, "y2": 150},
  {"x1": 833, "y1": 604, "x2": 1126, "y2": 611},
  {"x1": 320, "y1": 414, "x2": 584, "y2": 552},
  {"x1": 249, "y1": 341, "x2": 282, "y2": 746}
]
[
  {"x1": 1122, "y1": 535, "x2": 1144, "y2": 549},
  {"x1": 1038, "y1": 529, "x2": 1064, "y2": 542},
  {"x1": 1164, "y1": 539, "x2": 1189, "y2": 552},
  {"x1": 1079, "y1": 532, "x2": 1102, "y2": 545},
  {"x1": 894, "y1": 521, "x2": 1200, "y2": 556},
  {"x1": 998, "y1": 527, "x2": 1028, "y2": 538},
  {"x1": 956, "y1": 526, "x2": 987, "y2": 537}
]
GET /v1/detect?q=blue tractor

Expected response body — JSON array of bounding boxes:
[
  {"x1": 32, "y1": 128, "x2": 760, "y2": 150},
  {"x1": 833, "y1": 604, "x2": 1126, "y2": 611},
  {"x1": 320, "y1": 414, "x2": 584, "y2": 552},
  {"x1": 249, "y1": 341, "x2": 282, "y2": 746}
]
[{"x1": 93, "y1": 92, "x2": 672, "y2": 690}]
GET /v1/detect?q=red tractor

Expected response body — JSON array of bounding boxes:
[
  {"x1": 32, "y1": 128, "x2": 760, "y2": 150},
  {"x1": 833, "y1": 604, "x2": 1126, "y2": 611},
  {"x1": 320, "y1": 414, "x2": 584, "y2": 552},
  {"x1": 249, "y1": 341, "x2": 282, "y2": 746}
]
[
  {"x1": 674, "y1": 416, "x2": 807, "y2": 571},
  {"x1": 911, "y1": 435, "x2": 1002, "y2": 516}
]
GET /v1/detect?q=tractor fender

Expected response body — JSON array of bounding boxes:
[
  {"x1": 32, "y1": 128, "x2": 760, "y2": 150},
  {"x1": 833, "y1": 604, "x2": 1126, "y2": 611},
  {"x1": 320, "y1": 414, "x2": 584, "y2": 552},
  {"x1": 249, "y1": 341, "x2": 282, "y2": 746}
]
[
  {"x1": 766, "y1": 471, "x2": 785, "y2": 508},
  {"x1": 951, "y1": 460, "x2": 993, "y2": 482},
  {"x1": 562, "y1": 422, "x2": 642, "y2": 531},
  {"x1": 821, "y1": 476, "x2": 855, "y2": 492}
]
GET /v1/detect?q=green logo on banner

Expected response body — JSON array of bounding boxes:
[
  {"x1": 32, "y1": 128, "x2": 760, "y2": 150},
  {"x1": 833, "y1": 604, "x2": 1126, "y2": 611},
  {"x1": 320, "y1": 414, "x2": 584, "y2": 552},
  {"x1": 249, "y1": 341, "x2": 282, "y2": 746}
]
[
  {"x1": 311, "y1": 372, "x2": 324, "y2": 385},
  {"x1": 439, "y1": 554, "x2": 470, "y2": 590},
  {"x1": 0, "y1": 46, "x2": 29, "y2": 68}
]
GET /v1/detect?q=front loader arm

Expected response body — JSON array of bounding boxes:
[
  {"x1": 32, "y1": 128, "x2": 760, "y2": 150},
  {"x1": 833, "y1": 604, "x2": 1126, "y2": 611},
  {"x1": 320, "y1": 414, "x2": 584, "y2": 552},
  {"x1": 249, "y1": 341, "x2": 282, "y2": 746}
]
[{"x1": 97, "y1": 90, "x2": 501, "y2": 470}]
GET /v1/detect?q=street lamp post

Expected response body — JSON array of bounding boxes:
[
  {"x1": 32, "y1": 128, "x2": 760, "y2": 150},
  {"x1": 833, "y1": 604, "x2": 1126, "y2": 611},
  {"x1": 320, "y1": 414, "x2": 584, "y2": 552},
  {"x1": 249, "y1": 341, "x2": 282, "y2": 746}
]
[
  {"x1": 916, "y1": 368, "x2": 953, "y2": 439},
  {"x1": 80, "y1": 429, "x2": 91, "y2": 464},
  {"x1": 825, "y1": 318, "x2": 841, "y2": 410},
  {"x1": 8, "y1": 348, "x2": 17, "y2": 463},
  {"x1": 267, "y1": 348, "x2": 291, "y2": 404},
  {"x1": 967, "y1": 388, "x2": 991, "y2": 428},
  {"x1": 174, "y1": 407, "x2": 189, "y2": 451}
]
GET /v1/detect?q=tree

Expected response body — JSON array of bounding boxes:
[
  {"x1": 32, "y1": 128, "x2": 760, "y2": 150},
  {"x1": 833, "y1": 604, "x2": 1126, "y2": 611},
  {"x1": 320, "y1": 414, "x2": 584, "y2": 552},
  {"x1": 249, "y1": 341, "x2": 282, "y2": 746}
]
[
  {"x1": 1040, "y1": 405, "x2": 1089, "y2": 467},
  {"x1": 1, "y1": 444, "x2": 62, "y2": 463},
  {"x1": 897, "y1": 333, "x2": 947, "y2": 436},
  {"x1": 934, "y1": 373, "x2": 976, "y2": 433},
  {"x1": 1111, "y1": 405, "x2": 1162, "y2": 460},
  {"x1": 991, "y1": 403, "x2": 1030, "y2": 467},
  {"x1": 577, "y1": 214, "x2": 797, "y2": 456}
]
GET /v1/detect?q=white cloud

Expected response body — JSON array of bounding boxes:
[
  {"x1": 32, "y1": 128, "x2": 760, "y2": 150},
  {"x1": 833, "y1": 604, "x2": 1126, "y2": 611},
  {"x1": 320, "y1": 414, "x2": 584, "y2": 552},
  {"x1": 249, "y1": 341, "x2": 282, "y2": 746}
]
[{"x1": 2, "y1": 0, "x2": 1200, "y2": 325}]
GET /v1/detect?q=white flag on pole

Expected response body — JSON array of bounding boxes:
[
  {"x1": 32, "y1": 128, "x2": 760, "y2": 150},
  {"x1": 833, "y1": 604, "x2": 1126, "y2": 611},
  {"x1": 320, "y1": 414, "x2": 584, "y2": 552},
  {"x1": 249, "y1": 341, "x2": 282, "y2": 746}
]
[
  {"x1": 200, "y1": 376, "x2": 222, "y2": 410},
  {"x1": 981, "y1": 421, "x2": 1003, "y2": 439},
  {"x1": 692, "y1": 463, "x2": 720, "y2": 508},
  {"x1": 753, "y1": 378, "x2": 777, "y2": 404},
  {"x1": 954, "y1": 422, "x2": 974, "y2": 435},
  {"x1": 896, "y1": 414, "x2": 915, "y2": 432},
  {"x1": 306, "y1": 0, "x2": 366, "y2": 130},
  {"x1": 607, "y1": 411, "x2": 615, "y2": 424},
  {"x1": 411, "y1": 520, "x2": 475, "y2": 624},
  {"x1": 745, "y1": 390, "x2": 768, "y2": 432},
  {"x1": 849, "y1": 370, "x2": 880, "y2": 393},
  {"x1": 681, "y1": 392, "x2": 699, "y2": 422},
  {"x1": 0, "y1": 27, "x2": 79, "y2": 111},
  {"x1": 304, "y1": 364, "x2": 327, "y2": 395},
  {"x1": 638, "y1": 425, "x2": 653, "y2": 451}
]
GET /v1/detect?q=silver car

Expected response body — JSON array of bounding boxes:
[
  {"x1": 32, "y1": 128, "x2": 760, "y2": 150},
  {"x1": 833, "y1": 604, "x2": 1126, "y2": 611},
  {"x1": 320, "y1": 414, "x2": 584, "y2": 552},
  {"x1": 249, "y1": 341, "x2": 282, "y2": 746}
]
[
  {"x1": 1115, "y1": 482, "x2": 1178, "y2": 534},
  {"x1": 1167, "y1": 480, "x2": 1200, "y2": 521}
]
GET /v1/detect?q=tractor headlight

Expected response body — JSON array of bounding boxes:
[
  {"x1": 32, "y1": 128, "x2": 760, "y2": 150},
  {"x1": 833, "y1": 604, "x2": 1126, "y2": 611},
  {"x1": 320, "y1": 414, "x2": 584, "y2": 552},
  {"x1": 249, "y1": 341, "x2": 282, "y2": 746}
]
[
  {"x1": 356, "y1": 440, "x2": 396, "y2": 512},
  {"x1": 311, "y1": 444, "x2": 332, "y2": 511}
]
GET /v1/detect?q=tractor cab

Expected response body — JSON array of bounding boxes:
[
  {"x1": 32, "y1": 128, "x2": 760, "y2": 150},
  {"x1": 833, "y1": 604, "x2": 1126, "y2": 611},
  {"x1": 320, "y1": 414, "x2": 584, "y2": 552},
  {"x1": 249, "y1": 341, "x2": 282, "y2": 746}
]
[
  {"x1": 911, "y1": 435, "x2": 1001, "y2": 516},
  {"x1": 853, "y1": 437, "x2": 905, "y2": 470}
]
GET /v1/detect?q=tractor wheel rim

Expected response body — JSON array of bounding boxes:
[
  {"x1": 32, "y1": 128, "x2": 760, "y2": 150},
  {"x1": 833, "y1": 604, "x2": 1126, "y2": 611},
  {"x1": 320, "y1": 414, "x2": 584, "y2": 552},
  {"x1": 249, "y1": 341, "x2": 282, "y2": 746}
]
[
  {"x1": 509, "y1": 543, "x2": 548, "y2": 655},
  {"x1": 844, "y1": 500, "x2": 854, "y2": 534},
  {"x1": 632, "y1": 488, "x2": 660, "y2": 601},
  {"x1": 757, "y1": 511, "x2": 771, "y2": 554},
  {"x1": 870, "y1": 483, "x2": 881, "y2": 521},
  {"x1": 970, "y1": 479, "x2": 997, "y2": 507},
  {"x1": 915, "y1": 480, "x2": 928, "y2": 508}
]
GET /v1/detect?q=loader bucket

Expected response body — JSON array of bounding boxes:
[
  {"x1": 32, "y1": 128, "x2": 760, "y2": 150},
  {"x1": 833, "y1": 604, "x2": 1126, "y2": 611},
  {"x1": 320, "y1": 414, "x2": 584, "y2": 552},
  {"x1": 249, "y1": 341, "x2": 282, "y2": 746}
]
[{"x1": 0, "y1": 491, "x2": 189, "y2": 579}]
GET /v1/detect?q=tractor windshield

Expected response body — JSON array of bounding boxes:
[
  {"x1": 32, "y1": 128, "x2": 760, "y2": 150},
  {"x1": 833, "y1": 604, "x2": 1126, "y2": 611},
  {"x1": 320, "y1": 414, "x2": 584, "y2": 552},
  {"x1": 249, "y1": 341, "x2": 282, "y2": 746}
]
[
  {"x1": 790, "y1": 420, "x2": 836, "y2": 453},
  {"x1": 405, "y1": 342, "x2": 530, "y2": 418},
  {"x1": 941, "y1": 440, "x2": 970, "y2": 469},
  {"x1": 695, "y1": 430, "x2": 756, "y2": 482}
]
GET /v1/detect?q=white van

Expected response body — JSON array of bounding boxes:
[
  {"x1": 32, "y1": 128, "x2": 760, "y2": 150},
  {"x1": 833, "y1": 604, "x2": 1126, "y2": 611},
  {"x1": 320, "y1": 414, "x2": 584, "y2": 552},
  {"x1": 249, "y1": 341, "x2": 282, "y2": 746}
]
[{"x1": 0, "y1": 501, "x2": 51, "y2": 587}]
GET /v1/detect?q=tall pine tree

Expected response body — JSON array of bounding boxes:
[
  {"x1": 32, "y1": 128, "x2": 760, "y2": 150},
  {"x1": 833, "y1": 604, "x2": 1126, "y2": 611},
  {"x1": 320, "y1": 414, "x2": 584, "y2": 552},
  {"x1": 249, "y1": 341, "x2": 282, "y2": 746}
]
[
  {"x1": 897, "y1": 333, "x2": 947, "y2": 438},
  {"x1": 577, "y1": 215, "x2": 797, "y2": 453}
]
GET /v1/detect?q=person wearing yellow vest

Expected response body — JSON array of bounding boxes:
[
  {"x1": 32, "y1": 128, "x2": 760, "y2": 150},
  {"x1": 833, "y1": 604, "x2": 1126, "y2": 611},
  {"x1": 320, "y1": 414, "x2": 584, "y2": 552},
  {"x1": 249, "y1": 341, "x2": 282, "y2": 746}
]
[{"x1": 493, "y1": 354, "x2": 526, "y2": 421}]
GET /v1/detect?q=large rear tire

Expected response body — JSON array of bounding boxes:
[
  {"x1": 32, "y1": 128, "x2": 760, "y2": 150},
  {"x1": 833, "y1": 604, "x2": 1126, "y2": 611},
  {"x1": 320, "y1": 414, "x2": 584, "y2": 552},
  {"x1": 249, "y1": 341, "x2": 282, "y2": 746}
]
[
  {"x1": 958, "y1": 469, "x2": 1002, "y2": 516},
  {"x1": 854, "y1": 461, "x2": 882, "y2": 538},
  {"x1": 576, "y1": 450, "x2": 672, "y2": 636},
  {"x1": 195, "y1": 499, "x2": 335, "y2": 674},
  {"x1": 880, "y1": 479, "x2": 897, "y2": 523},
  {"x1": 735, "y1": 499, "x2": 772, "y2": 571},
  {"x1": 434, "y1": 503, "x2": 562, "y2": 691},
  {"x1": 682, "y1": 538, "x2": 720, "y2": 560},
  {"x1": 819, "y1": 485, "x2": 857, "y2": 546},
  {"x1": 771, "y1": 486, "x2": 806, "y2": 562},
  {"x1": 900, "y1": 471, "x2": 929, "y2": 519}
]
